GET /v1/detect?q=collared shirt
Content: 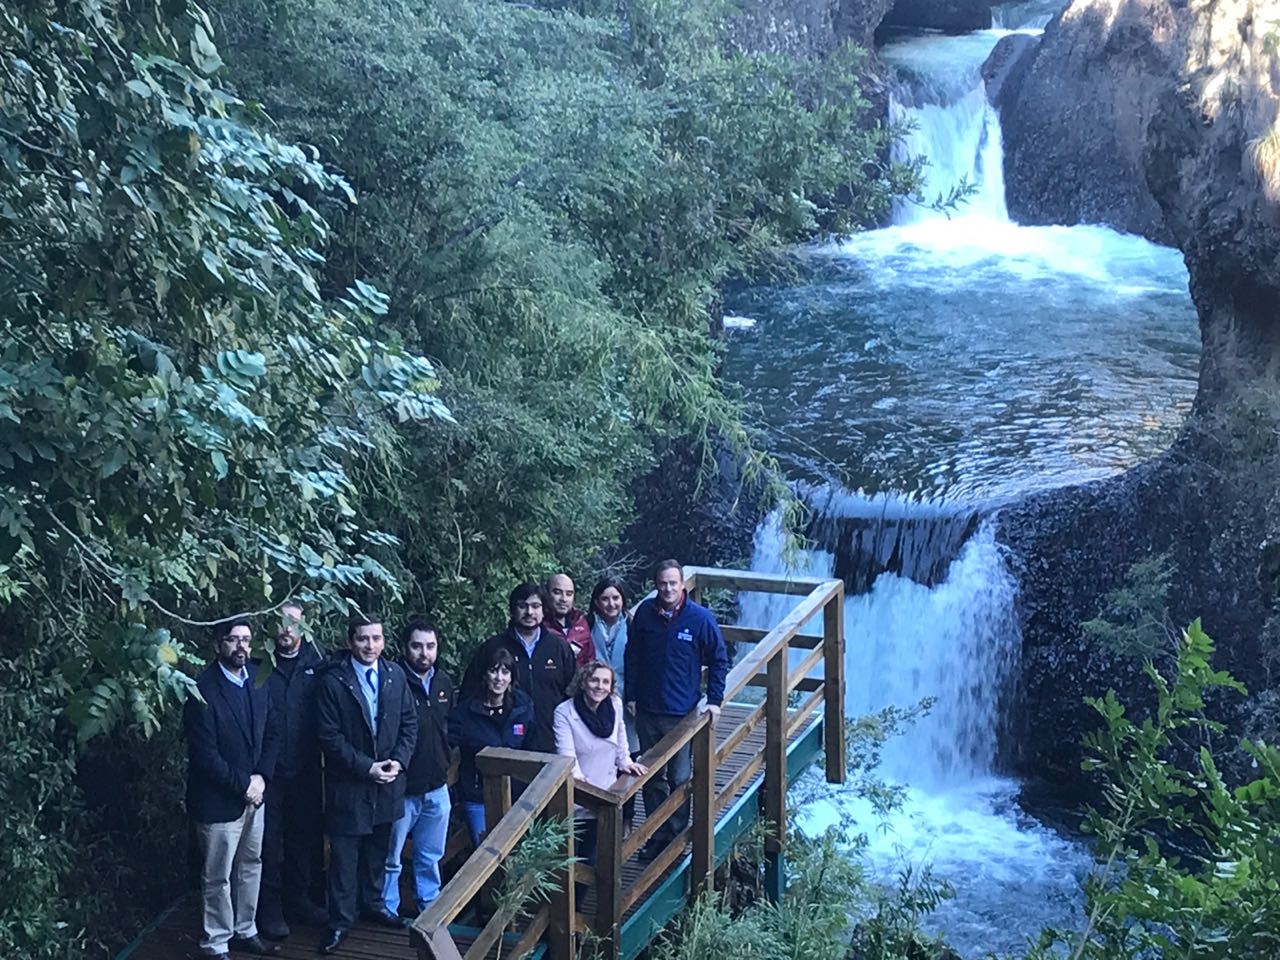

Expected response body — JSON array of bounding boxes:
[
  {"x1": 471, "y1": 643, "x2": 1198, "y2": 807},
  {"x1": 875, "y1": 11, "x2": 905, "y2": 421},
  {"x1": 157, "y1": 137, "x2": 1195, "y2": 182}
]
[
  {"x1": 219, "y1": 663, "x2": 248, "y2": 687},
  {"x1": 352, "y1": 656, "x2": 379, "y2": 735},
  {"x1": 517, "y1": 627, "x2": 540, "y2": 660},
  {"x1": 416, "y1": 664, "x2": 436, "y2": 696}
]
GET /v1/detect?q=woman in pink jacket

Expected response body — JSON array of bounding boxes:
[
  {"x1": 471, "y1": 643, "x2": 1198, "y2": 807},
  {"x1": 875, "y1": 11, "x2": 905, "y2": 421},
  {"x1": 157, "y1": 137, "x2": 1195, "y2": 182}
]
[{"x1": 553, "y1": 660, "x2": 647, "y2": 894}]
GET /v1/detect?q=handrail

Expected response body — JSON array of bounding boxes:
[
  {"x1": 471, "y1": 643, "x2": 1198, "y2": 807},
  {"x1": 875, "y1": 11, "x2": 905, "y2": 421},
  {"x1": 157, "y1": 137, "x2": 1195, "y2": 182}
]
[
  {"x1": 411, "y1": 752, "x2": 575, "y2": 960},
  {"x1": 418, "y1": 565, "x2": 847, "y2": 960}
]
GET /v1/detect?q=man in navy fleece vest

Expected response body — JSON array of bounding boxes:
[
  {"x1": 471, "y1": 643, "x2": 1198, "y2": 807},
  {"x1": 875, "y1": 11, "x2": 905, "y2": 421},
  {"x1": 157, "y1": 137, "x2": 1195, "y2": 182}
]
[{"x1": 623, "y1": 558, "x2": 729, "y2": 861}]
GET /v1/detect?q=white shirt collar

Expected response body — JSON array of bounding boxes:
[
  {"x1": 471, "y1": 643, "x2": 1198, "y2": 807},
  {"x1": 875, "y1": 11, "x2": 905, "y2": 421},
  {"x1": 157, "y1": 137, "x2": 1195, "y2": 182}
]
[
  {"x1": 351, "y1": 656, "x2": 378, "y2": 680},
  {"x1": 219, "y1": 662, "x2": 248, "y2": 687}
]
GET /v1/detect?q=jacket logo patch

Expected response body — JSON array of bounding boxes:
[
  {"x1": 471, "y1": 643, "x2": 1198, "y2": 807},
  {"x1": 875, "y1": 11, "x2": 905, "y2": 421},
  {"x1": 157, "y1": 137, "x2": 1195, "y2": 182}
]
[
  {"x1": 677, "y1": 629, "x2": 694, "y2": 643},
  {"x1": 304, "y1": 668, "x2": 314, "y2": 675},
  {"x1": 438, "y1": 691, "x2": 449, "y2": 701},
  {"x1": 544, "y1": 658, "x2": 557, "y2": 669},
  {"x1": 513, "y1": 723, "x2": 525, "y2": 737}
]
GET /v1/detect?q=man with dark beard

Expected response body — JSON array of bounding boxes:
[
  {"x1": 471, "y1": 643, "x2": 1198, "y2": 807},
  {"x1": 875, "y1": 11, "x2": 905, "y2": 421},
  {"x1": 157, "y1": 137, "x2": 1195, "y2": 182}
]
[{"x1": 184, "y1": 618, "x2": 281, "y2": 957}]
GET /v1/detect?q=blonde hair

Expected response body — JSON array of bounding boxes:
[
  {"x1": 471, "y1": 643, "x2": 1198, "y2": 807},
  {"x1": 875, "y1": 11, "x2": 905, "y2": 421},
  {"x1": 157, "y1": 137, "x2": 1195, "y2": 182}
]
[{"x1": 567, "y1": 659, "x2": 616, "y2": 698}]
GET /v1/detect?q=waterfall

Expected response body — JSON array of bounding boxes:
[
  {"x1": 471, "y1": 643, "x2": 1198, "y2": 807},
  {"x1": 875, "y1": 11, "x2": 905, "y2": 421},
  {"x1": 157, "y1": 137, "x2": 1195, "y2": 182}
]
[
  {"x1": 742, "y1": 498, "x2": 1018, "y2": 788},
  {"x1": 890, "y1": 84, "x2": 1008, "y2": 225}
]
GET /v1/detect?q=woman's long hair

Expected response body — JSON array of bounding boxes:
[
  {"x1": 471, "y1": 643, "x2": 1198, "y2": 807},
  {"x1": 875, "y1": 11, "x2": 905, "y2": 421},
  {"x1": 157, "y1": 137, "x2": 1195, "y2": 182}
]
[{"x1": 586, "y1": 575, "x2": 631, "y2": 627}]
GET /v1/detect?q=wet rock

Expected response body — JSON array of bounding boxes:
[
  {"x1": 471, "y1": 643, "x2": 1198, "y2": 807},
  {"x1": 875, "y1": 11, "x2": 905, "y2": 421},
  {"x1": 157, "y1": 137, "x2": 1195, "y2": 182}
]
[
  {"x1": 999, "y1": 0, "x2": 1280, "y2": 791},
  {"x1": 880, "y1": 0, "x2": 993, "y2": 33},
  {"x1": 981, "y1": 32, "x2": 1039, "y2": 116}
]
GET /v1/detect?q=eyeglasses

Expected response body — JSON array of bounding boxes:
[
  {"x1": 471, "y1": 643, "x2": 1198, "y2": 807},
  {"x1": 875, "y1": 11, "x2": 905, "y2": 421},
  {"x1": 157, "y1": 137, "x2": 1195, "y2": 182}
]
[{"x1": 517, "y1": 601, "x2": 543, "y2": 610}]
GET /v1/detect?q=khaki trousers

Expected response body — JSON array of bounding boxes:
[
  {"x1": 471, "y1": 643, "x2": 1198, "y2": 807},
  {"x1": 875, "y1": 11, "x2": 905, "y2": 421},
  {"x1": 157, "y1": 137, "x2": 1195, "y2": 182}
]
[{"x1": 195, "y1": 803, "x2": 264, "y2": 955}]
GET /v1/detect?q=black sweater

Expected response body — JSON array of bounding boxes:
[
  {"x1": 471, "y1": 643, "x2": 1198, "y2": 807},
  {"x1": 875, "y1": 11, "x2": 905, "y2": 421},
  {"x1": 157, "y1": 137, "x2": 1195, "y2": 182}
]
[{"x1": 402, "y1": 665, "x2": 454, "y2": 794}]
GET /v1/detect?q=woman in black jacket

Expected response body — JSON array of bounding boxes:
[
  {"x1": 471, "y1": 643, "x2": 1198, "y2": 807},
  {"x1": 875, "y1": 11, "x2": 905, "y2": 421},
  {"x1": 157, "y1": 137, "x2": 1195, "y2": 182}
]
[{"x1": 450, "y1": 646, "x2": 534, "y2": 846}]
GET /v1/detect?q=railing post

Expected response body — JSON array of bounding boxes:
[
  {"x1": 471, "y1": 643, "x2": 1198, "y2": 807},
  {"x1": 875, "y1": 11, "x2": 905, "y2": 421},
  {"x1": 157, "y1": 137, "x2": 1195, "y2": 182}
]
[
  {"x1": 548, "y1": 776, "x2": 576, "y2": 960},
  {"x1": 691, "y1": 715, "x2": 716, "y2": 896},
  {"x1": 763, "y1": 644, "x2": 786, "y2": 902},
  {"x1": 593, "y1": 801, "x2": 625, "y2": 959},
  {"x1": 481, "y1": 773, "x2": 513, "y2": 912},
  {"x1": 823, "y1": 584, "x2": 846, "y2": 783}
]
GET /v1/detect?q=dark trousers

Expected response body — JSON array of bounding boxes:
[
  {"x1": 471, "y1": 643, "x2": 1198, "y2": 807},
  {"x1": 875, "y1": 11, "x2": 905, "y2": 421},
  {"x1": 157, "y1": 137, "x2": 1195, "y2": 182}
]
[
  {"x1": 635, "y1": 710, "x2": 693, "y2": 850},
  {"x1": 327, "y1": 822, "x2": 392, "y2": 930},
  {"x1": 259, "y1": 771, "x2": 324, "y2": 924}
]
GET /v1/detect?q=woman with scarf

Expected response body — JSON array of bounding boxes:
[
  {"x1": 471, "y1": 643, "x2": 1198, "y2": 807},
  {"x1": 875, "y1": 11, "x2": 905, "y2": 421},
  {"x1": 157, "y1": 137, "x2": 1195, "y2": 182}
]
[{"x1": 552, "y1": 660, "x2": 646, "y2": 894}]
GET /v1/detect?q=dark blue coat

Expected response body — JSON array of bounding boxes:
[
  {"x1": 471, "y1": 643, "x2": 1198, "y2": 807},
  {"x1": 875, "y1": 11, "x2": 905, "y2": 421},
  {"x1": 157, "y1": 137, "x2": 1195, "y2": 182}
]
[
  {"x1": 449, "y1": 689, "x2": 534, "y2": 804},
  {"x1": 184, "y1": 663, "x2": 280, "y2": 824},
  {"x1": 316, "y1": 657, "x2": 418, "y2": 835},
  {"x1": 264, "y1": 641, "x2": 324, "y2": 779},
  {"x1": 624, "y1": 593, "x2": 729, "y2": 715}
]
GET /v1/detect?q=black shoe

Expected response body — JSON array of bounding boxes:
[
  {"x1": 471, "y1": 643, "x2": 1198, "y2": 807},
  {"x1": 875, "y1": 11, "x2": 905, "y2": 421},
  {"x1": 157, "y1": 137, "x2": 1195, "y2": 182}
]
[
  {"x1": 285, "y1": 901, "x2": 330, "y2": 927},
  {"x1": 318, "y1": 929, "x2": 348, "y2": 955},
  {"x1": 363, "y1": 911, "x2": 412, "y2": 929},
  {"x1": 229, "y1": 935, "x2": 280, "y2": 956},
  {"x1": 258, "y1": 920, "x2": 290, "y2": 941}
]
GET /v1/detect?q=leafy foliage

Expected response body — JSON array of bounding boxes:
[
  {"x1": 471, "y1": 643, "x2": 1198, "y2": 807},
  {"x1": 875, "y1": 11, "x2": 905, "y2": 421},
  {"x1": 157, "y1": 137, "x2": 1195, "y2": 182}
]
[
  {"x1": 1028, "y1": 620, "x2": 1280, "y2": 960},
  {"x1": 212, "y1": 0, "x2": 917, "y2": 657},
  {"x1": 1081, "y1": 553, "x2": 1176, "y2": 660}
]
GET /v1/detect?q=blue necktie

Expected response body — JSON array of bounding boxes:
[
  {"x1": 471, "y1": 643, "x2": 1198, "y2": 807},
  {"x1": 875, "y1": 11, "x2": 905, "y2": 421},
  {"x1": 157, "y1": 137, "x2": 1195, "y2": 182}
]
[{"x1": 365, "y1": 667, "x2": 377, "y2": 692}]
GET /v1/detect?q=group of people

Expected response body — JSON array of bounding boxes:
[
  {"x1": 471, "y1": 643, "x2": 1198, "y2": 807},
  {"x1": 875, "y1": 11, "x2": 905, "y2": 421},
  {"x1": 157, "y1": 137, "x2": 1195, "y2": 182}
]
[{"x1": 183, "y1": 560, "x2": 731, "y2": 958}]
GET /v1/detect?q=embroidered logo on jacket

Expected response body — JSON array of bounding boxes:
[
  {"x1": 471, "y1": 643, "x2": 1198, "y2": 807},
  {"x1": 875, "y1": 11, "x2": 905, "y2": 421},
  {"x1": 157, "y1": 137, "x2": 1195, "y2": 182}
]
[
  {"x1": 677, "y1": 628, "x2": 694, "y2": 643},
  {"x1": 544, "y1": 658, "x2": 557, "y2": 669},
  {"x1": 513, "y1": 723, "x2": 525, "y2": 737}
]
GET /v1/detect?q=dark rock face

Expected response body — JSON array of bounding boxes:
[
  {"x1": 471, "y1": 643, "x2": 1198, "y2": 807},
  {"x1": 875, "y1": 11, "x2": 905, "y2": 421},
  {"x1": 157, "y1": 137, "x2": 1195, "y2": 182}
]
[
  {"x1": 981, "y1": 33, "x2": 1039, "y2": 116},
  {"x1": 880, "y1": 0, "x2": 993, "y2": 33},
  {"x1": 1001, "y1": 3, "x2": 1174, "y2": 242},
  {"x1": 999, "y1": 0, "x2": 1280, "y2": 787}
]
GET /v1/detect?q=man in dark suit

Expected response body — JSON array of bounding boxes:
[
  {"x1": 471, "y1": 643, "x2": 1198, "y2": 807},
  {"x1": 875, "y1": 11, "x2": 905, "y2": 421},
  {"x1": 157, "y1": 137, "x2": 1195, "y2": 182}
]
[
  {"x1": 315, "y1": 614, "x2": 418, "y2": 954},
  {"x1": 257, "y1": 602, "x2": 328, "y2": 939},
  {"x1": 184, "y1": 618, "x2": 281, "y2": 958}
]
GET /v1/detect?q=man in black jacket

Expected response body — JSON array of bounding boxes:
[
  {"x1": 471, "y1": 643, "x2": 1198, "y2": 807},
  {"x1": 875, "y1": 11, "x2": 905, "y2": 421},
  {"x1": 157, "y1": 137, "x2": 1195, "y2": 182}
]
[
  {"x1": 184, "y1": 618, "x2": 281, "y2": 958},
  {"x1": 461, "y1": 582, "x2": 576, "y2": 752},
  {"x1": 315, "y1": 615, "x2": 418, "y2": 954},
  {"x1": 257, "y1": 602, "x2": 328, "y2": 938},
  {"x1": 381, "y1": 619, "x2": 453, "y2": 918}
]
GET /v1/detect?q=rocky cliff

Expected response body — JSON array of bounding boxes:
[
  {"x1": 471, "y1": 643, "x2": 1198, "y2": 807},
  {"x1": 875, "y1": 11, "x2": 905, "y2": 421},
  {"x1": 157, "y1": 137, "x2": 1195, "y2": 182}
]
[{"x1": 999, "y1": 0, "x2": 1280, "y2": 785}]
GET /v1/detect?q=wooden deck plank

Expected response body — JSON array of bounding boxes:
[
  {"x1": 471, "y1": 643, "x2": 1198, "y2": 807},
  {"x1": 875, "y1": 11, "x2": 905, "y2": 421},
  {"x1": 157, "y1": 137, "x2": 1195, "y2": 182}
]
[{"x1": 119, "y1": 704, "x2": 812, "y2": 960}]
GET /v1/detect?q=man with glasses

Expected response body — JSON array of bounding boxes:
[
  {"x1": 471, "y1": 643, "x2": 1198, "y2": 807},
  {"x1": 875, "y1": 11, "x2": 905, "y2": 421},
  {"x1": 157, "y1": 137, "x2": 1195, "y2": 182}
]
[{"x1": 461, "y1": 582, "x2": 576, "y2": 752}]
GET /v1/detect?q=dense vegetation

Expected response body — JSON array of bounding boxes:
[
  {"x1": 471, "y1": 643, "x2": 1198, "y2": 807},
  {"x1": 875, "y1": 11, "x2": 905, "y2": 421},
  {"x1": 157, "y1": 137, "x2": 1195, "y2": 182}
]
[{"x1": 1, "y1": 0, "x2": 912, "y2": 955}]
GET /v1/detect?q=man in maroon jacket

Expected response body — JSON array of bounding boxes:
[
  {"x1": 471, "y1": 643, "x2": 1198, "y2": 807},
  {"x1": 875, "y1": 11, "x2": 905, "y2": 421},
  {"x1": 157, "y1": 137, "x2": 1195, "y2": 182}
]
[{"x1": 541, "y1": 573, "x2": 595, "y2": 667}]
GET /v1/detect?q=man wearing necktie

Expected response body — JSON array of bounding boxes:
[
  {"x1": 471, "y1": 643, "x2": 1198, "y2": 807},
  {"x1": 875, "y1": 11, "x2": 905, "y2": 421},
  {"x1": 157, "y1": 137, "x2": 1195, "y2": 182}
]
[{"x1": 315, "y1": 615, "x2": 418, "y2": 954}]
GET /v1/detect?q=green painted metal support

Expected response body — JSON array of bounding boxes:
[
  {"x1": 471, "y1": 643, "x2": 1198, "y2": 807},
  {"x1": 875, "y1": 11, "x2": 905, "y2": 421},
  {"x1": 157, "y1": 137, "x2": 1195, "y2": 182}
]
[{"x1": 618, "y1": 713, "x2": 826, "y2": 960}]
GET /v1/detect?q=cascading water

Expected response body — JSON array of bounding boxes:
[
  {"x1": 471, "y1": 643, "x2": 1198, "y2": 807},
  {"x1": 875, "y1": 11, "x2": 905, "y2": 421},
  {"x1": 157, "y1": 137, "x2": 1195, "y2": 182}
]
[{"x1": 724, "y1": 1, "x2": 1201, "y2": 954}]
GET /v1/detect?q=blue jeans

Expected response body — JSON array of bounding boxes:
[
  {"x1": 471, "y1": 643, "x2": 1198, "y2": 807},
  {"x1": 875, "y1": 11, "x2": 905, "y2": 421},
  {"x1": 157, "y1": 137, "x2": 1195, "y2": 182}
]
[
  {"x1": 382, "y1": 784, "x2": 451, "y2": 916},
  {"x1": 462, "y1": 801, "x2": 486, "y2": 848}
]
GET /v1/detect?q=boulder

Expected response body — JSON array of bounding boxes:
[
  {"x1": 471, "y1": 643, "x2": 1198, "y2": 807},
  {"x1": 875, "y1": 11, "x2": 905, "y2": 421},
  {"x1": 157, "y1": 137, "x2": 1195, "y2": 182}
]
[
  {"x1": 998, "y1": 0, "x2": 1280, "y2": 789},
  {"x1": 980, "y1": 32, "x2": 1039, "y2": 117},
  {"x1": 880, "y1": 0, "x2": 993, "y2": 33}
]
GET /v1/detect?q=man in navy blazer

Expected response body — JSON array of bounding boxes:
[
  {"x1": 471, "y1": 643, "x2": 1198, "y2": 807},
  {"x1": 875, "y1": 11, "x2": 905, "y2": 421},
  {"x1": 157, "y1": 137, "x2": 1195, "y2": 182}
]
[
  {"x1": 315, "y1": 614, "x2": 418, "y2": 954},
  {"x1": 184, "y1": 618, "x2": 281, "y2": 957}
]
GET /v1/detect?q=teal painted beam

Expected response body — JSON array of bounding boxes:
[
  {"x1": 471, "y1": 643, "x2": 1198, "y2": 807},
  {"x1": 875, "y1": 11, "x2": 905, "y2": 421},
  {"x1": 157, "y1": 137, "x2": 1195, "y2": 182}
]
[{"x1": 619, "y1": 715, "x2": 826, "y2": 960}]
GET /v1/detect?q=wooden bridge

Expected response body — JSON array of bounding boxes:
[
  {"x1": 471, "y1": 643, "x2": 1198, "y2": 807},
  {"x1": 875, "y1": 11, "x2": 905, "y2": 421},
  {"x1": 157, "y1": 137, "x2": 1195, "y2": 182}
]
[{"x1": 117, "y1": 567, "x2": 846, "y2": 960}]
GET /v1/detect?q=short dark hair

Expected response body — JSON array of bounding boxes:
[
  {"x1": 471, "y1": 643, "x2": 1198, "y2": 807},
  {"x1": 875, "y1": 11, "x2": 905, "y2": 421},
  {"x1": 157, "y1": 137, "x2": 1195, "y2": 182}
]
[
  {"x1": 653, "y1": 558, "x2": 683, "y2": 582},
  {"x1": 215, "y1": 618, "x2": 253, "y2": 643},
  {"x1": 347, "y1": 613, "x2": 382, "y2": 643},
  {"x1": 507, "y1": 582, "x2": 544, "y2": 617},
  {"x1": 481, "y1": 646, "x2": 518, "y2": 709},
  {"x1": 401, "y1": 618, "x2": 439, "y2": 648}
]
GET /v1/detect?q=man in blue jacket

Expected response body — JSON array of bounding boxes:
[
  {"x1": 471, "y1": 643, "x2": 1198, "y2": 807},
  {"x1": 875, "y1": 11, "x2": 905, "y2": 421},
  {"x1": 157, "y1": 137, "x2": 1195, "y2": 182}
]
[
  {"x1": 624, "y1": 559, "x2": 729, "y2": 861},
  {"x1": 184, "y1": 618, "x2": 281, "y2": 957}
]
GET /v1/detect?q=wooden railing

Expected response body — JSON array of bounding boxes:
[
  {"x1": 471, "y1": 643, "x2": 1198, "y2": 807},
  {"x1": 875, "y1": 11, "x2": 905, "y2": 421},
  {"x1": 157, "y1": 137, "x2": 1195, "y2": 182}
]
[
  {"x1": 410, "y1": 753, "x2": 576, "y2": 960},
  {"x1": 412, "y1": 565, "x2": 846, "y2": 960}
]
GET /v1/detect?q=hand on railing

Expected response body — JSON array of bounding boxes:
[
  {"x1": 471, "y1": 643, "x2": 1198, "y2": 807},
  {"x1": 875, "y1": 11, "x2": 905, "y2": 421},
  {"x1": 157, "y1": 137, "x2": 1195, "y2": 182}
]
[
  {"x1": 702, "y1": 703, "x2": 721, "y2": 726},
  {"x1": 619, "y1": 759, "x2": 648, "y2": 776}
]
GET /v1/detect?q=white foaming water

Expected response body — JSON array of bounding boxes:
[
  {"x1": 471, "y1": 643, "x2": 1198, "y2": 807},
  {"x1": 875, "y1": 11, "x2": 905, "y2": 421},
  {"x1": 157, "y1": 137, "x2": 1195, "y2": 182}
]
[{"x1": 741, "y1": 505, "x2": 1090, "y2": 956}]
